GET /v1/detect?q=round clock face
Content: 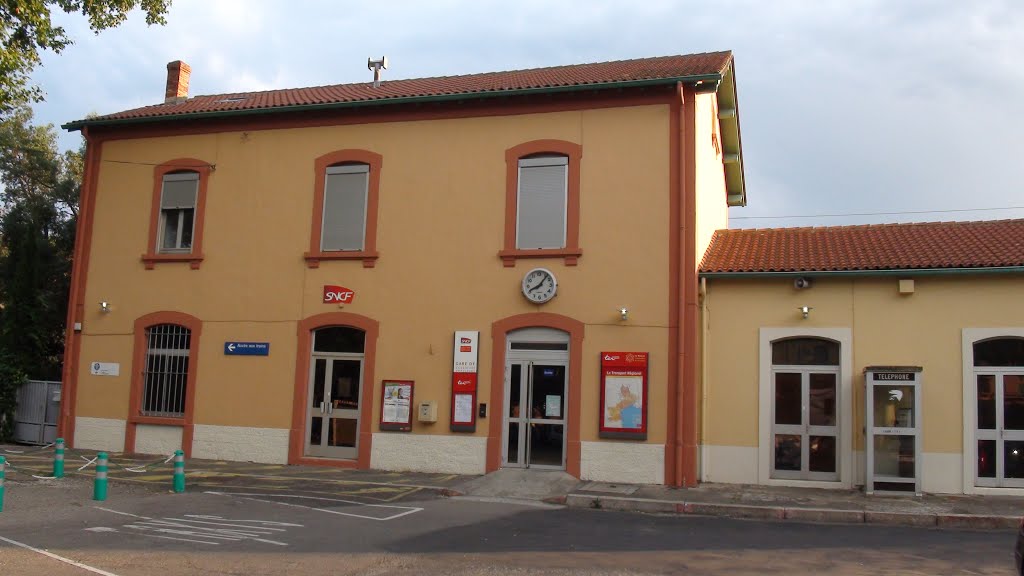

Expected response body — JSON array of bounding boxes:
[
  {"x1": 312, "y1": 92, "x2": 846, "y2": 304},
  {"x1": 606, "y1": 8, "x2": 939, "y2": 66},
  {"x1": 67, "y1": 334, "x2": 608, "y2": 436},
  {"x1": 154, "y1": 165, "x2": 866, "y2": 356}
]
[{"x1": 522, "y1": 268, "x2": 557, "y2": 304}]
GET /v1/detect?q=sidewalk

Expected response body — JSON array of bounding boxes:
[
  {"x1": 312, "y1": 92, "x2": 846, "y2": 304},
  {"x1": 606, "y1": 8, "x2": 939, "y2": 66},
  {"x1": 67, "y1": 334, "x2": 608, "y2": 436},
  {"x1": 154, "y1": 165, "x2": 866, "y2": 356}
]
[{"x1": 564, "y1": 481, "x2": 1024, "y2": 530}]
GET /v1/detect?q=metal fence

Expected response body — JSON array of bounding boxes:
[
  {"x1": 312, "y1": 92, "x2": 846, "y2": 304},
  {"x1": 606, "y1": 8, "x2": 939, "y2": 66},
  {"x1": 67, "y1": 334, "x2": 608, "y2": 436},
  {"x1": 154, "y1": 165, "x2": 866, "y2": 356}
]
[{"x1": 13, "y1": 380, "x2": 61, "y2": 445}]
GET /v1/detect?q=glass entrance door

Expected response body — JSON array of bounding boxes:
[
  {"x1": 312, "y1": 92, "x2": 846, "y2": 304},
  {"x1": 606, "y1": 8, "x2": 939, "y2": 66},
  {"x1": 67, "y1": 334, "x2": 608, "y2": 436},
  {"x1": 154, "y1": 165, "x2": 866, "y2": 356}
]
[
  {"x1": 307, "y1": 356, "x2": 362, "y2": 459},
  {"x1": 503, "y1": 361, "x2": 567, "y2": 469},
  {"x1": 771, "y1": 370, "x2": 839, "y2": 480},
  {"x1": 976, "y1": 373, "x2": 1024, "y2": 487}
]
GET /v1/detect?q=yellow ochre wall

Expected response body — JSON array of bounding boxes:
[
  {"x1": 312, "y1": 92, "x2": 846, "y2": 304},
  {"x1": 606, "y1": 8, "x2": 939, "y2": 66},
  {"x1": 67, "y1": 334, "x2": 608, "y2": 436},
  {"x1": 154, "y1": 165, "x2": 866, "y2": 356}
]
[
  {"x1": 702, "y1": 275, "x2": 1023, "y2": 457},
  {"x1": 77, "y1": 105, "x2": 677, "y2": 445}
]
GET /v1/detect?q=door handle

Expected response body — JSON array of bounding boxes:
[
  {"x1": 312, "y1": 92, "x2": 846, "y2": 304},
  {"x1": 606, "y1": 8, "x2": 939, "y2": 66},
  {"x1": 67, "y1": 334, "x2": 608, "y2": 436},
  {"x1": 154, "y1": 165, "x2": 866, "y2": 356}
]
[{"x1": 319, "y1": 401, "x2": 326, "y2": 414}]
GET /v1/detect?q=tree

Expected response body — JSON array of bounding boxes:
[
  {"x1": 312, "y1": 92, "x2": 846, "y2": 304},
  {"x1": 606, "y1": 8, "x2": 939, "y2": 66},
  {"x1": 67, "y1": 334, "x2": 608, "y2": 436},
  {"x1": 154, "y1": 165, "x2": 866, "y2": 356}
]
[
  {"x1": 0, "y1": 105, "x2": 79, "y2": 439},
  {"x1": 1, "y1": 0, "x2": 171, "y2": 116}
]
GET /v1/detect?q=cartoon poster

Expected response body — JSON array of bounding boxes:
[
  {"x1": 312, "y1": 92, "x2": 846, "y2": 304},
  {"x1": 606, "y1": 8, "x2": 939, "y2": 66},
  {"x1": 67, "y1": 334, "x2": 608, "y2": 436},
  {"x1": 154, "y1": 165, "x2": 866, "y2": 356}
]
[{"x1": 603, "y1": 375, "x2": 643, "y2": 429}]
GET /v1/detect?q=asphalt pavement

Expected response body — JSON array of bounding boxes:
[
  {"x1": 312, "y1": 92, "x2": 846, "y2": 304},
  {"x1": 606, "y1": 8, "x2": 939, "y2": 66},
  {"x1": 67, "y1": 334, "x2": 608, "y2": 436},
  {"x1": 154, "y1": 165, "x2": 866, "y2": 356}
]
[{"x1": 0, "y1": 476, "x2": 1018, "y2": 575}]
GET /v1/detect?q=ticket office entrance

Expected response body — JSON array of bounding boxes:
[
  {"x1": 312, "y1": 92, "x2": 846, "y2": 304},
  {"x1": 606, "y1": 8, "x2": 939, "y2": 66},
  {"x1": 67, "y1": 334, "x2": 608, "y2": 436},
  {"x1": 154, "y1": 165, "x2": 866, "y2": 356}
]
[{"x1": 503, "y1": 328, "x2": 569, "y2": 470}]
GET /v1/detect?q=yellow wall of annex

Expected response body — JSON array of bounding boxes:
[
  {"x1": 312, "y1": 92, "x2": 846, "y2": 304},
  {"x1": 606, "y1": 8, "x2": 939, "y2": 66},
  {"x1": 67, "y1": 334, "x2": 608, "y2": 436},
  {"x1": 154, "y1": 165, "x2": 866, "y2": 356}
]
[
  {"x1": 76, "y1": 104, "x2": 679, "y2": 444},
  {"x1": 702, "y1": 275, "x2": 1024, "y2": 454}
]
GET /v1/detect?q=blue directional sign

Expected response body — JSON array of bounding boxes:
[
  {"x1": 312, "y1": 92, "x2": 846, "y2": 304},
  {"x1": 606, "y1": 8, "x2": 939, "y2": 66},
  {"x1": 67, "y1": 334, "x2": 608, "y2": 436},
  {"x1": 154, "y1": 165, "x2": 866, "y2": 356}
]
[{"x1": 224, "y1": 342, "x2": 270, "y2": 356}]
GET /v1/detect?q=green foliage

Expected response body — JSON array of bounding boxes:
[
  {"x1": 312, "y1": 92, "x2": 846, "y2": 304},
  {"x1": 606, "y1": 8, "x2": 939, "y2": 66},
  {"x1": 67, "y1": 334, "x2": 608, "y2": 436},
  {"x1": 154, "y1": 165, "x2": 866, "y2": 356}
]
[
  {"x1": 0, "y1": 351, "x2": 27, "y2": 441},
  {"x1": 0, "y1": 105, "x2": 79, "y2": 434},
  {"x1": 1, "y1": 0, "x2": 171, "y2": 115}
]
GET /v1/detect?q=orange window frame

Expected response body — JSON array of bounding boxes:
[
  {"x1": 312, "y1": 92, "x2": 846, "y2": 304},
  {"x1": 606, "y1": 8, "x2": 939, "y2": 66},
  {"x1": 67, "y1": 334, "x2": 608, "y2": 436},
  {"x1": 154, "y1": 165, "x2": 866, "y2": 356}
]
[
  {"x1": 142, "y1": 158, "x2": 212, "y2": 270},
  {"x1": 500, "y1": 139, "x2": 583, "y2": 267},
  {"x1": 304, "y1": 149, "x2": 383, "y2": 268},
  {"x1": 125, "y1": 311, "x2": 202, "y2": 457}
]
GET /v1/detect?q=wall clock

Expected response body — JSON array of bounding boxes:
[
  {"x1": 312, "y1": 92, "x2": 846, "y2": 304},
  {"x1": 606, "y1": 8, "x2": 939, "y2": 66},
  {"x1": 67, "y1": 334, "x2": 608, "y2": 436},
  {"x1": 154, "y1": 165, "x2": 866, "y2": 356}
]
[{"x1": 522, "y1": 268, "x2": 557, "y2": 304}]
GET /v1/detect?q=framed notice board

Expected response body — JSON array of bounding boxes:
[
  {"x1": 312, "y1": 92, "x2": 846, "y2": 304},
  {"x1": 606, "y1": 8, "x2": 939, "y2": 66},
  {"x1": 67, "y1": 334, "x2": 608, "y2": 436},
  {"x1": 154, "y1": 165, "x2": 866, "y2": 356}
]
[
  {"x1": 380, "y1": 380, "x2": 414, "y2": 432},
  {"x1": 599, "y1": 352, "x2": 649, "y2": 440}
]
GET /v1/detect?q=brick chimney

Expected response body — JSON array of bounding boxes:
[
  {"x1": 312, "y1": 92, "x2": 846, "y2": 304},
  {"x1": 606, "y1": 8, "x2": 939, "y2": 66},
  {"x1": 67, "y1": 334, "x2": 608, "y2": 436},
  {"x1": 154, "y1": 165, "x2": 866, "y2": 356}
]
[{"x1": 165, "y1": 60, "x2": 191, "y2": 104}]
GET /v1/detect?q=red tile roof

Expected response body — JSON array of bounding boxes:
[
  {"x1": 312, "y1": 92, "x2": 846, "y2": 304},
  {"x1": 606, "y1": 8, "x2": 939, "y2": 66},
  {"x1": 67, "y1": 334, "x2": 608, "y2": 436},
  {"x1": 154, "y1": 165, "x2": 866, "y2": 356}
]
[
  {"x1": 69, "y1": 52, "x2": 733, "y2": 127},
  {"x1": 699, "y1": 219, "x2": 1024, "y2": 273}
]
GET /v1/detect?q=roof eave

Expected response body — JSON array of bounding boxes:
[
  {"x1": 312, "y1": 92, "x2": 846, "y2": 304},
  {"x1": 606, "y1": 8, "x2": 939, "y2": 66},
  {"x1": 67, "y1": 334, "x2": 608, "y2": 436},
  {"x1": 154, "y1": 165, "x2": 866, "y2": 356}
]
[
  {"x1": 61, "y1": 73, "x2": 726, "y2": 132},
  {"x1": 714, "y1": 60, "x2": 746, "y2": 207},
  {"x1": 699, "y1": 266, "x2": 1024, "y2": 279}
]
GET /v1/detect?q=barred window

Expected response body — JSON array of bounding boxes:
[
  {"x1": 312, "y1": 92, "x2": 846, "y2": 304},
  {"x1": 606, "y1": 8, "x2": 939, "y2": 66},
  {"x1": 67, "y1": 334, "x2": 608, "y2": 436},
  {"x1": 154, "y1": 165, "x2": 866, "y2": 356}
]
[{"x1": 142, "y1": 324, "x2": 191, "y2": 417}]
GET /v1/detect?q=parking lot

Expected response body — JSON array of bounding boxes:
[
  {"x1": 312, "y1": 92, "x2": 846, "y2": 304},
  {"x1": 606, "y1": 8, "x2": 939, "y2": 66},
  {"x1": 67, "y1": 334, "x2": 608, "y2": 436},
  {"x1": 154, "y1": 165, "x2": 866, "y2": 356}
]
[{"x1": 1, "y1": 445, "x2": 1019, "y2": 575}]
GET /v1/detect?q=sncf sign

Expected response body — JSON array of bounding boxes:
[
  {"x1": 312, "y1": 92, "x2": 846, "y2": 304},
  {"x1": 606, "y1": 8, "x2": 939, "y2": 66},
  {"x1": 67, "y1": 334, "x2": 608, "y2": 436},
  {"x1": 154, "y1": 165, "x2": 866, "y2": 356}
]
[{"x1": 323, "y1": 285, "x2": 355, "y2": 304}]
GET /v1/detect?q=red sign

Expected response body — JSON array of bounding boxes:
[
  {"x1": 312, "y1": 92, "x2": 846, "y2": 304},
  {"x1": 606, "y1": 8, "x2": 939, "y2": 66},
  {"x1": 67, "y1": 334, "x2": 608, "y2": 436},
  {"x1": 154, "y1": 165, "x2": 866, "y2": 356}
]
[
  {"x1": 599, "y1": 351, "x2": 649, "y2": 439},
  {"x1": 601, "y1": 351, "x2": 648, "y2": 368},
  {"x1": 323, "y1": 285, "x2": 355, "y2": 304},
  {"x1": 452, "y1": 373, "x2": 477, "y2": 393}
]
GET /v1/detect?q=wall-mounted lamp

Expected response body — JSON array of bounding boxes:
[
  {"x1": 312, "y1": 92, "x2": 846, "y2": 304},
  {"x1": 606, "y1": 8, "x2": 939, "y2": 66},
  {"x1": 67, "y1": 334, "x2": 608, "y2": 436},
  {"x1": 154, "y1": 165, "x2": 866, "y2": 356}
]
[
  {"x1": 799, "y1": 305, "x2": 812, "y2": 319},
  {"x1": 619, "y1": 307, "x2": 629, "y2": 321},
  {"x1": 100, "y1": 301, "x2": 111, "y2": 314}
]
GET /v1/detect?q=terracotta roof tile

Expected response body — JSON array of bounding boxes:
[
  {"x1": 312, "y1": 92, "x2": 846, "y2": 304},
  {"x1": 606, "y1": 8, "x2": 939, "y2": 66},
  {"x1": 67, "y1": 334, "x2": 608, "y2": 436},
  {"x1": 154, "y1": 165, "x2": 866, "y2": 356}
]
[
  {"x1": 699, "y1": 219, "x2": 1024, "y2": 273},
  {"x1": 75, "y1": 52, "x2": 732, "y2": 126}
]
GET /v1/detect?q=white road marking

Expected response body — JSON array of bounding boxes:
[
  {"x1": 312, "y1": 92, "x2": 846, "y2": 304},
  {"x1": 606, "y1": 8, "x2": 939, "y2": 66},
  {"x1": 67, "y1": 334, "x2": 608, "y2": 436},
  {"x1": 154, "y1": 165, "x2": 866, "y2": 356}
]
[
  {"x1": 0, "y1": 535, "x2": 122, "y2": 576},
  {"x1": 95, "y1": 507, "x2": 151, "y2": 520},
  {"x1": 92, "y1": 506, "x2": 299, "y2": 546},
  {"x1": 137, "y1": 533, "x2": 220, "y2": 545},
  {"x1": 206, "y1": 491, "x2": 423, "y2": 521},
  {"x1": 84, "y1": 527, "x2": 119, "y2": 533}
]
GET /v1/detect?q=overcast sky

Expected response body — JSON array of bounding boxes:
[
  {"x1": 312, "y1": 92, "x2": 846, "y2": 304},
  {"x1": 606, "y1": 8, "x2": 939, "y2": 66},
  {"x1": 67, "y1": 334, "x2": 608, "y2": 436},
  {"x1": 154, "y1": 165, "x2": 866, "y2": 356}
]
[{"x1": 28, "y1": 0, "x2": 1024, "y2": 228}]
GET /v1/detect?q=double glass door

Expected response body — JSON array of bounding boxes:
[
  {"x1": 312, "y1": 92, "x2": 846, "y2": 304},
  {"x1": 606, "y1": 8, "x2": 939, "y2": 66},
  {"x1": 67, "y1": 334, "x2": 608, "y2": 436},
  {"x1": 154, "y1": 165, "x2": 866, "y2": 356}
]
[
  {"x1": 771, "y1": 369, "x2": 839, "y2": 480},
  {"x1": 307, "y1": 355, "x2": 363, "y2": 459},
  {"x1": 976, "y1": 372, "x2": 1024, "y2": 487},
  {"x1": 504, "y1": 361, "x2": 567, "y2": 469}
]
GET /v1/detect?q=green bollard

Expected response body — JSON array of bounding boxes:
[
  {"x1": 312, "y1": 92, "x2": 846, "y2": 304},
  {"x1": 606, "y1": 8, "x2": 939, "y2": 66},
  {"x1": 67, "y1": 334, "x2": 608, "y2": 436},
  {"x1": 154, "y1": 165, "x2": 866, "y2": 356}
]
[
  {"x1": 0, "y1": 455, "x2": 6, "y2": 512},
  {"x1": 172, "y1": 450, "x2": 185, "y2": 493},
  {"x1": 93, "y1": 452, "x2": 108, "y2": 501},
  {"x1": 53, "y1": 438, "x2": 65, "y2": 479}
]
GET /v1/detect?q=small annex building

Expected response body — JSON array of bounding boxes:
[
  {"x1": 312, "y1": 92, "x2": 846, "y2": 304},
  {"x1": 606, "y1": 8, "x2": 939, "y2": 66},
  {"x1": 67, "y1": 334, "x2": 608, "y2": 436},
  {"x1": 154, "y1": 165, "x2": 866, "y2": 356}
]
[
  {"x1": 698, "y1": 219, "x2": 1024, "y2": 495},
  {"x1": 58, "y1": 52, "x2": 746, "y2": 487}
]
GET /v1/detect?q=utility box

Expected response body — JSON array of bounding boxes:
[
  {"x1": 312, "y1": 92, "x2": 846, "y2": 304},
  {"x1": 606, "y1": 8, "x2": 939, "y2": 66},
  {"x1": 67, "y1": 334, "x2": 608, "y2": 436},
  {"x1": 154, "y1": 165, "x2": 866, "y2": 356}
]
[
  {"x1": 418, "y1": 401, "x2": 438, "y2": 423},
  {"x1": 865, "y1": 366, "x2": 922, "y2": 495}
]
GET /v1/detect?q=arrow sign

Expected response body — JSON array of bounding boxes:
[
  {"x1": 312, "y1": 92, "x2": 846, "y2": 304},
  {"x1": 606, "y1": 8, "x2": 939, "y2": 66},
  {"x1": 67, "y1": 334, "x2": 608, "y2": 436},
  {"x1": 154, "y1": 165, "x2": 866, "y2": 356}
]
[{"x1": 224, "y1": 342, "x2": 270, "y2": 356}]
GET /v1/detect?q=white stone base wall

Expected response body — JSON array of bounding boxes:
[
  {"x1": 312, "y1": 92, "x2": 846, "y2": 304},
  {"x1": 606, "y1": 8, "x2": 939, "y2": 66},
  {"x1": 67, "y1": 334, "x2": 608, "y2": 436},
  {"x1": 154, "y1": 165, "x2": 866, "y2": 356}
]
[
  {"x1": 580, "y1": 441, "x2": 664, "y2": 484},
  {"x1": 74, "y1": 417, "x2": 126, "y2": 452},
  {"x1": 191, "y1": 424, "x2": 290, "y2": 464},
  {"x1": 922, "y1": 452, "x2": 963, "y2": 494},
  {"x1": 135, "y1": 424, "x2": 183, "y2": 456},
  {"x1": 371, "y1": 433, "x2": 486, "y2": 475},
  {"x1": 701, "y1": 444, "x2": 758, "y2": 484}
]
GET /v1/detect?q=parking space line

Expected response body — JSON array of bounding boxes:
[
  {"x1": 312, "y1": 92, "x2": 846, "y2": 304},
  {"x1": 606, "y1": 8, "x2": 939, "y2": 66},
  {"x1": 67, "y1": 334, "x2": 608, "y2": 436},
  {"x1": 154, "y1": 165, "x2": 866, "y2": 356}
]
[
  {"x1": 208, "y1": 491, "x2": 423, "y2": 521},
  {"x1": 0, "y1": 535, "x2": 122, "y2": 576}
]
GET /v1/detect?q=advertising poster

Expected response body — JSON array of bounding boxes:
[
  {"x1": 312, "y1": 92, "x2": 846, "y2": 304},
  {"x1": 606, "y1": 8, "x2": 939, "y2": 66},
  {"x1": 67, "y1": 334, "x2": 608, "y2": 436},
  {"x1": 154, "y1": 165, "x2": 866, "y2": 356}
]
[
  {"x1": 380, "y1": 380, "x2": 414, "y2": 431},
  {"x1": 599, "y1": 352, "x2": 649, "y2": 439}
]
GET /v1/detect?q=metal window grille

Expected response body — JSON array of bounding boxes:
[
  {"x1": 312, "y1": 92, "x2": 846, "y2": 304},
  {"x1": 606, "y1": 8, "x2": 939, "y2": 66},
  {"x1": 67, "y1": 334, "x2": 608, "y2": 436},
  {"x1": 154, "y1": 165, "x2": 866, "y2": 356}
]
[{"x1": 142, "y1": 324, "x2": 191, "y2": 417}]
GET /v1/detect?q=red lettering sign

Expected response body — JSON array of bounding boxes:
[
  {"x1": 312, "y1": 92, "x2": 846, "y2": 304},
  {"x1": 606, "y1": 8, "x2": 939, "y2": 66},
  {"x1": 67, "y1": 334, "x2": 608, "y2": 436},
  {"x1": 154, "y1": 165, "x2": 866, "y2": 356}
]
[
  {"x1": 452, "y1": 373, "x2": 477, "y2": 393},
  {"x1": 323, "y1": 285, "x2": 356, "y2": 304},
  {"x1": 601, "y1": 351, "x2": 648, "y2": 369}
]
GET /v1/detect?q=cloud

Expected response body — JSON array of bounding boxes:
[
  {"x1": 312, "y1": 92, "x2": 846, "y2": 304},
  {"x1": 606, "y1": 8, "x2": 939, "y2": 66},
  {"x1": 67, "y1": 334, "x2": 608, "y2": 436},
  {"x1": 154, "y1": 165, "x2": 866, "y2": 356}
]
[{"x1": 24, "y1": 0, "x2": 1024, "y2": 225}]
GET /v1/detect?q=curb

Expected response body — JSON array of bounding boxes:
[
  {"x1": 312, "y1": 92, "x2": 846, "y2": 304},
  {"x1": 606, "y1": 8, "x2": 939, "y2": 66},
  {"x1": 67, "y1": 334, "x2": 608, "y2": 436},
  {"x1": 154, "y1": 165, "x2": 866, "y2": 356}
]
[{"x1": 565, "y1": 493, "x2": 1018, "y2": 531}]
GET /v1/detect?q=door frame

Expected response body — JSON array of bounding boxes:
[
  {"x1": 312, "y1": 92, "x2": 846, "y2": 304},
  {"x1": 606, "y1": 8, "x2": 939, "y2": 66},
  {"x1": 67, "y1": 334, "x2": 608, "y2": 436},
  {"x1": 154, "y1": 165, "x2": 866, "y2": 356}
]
[
  {"x1": 488, "y1": 313, "x2": 584, "y2": 477},
  {"x1": 758, "y1": 327, "x2": 853, "y2": 488},
  {"x1": 770, "y1": 367, "x2": 841, "y2": 481},
  {"x1": 502, "y1": 349, "x2": 570, "y2": 470},
  {"x1": 962, "y1": 328, "x2": 1024, "y2": 495},
  {"x1": 305, "y1": 353, "x2": 364, "y2": 459},
  {"x1": 289, "y1": 312, "x2": 378, "y2": 468}
]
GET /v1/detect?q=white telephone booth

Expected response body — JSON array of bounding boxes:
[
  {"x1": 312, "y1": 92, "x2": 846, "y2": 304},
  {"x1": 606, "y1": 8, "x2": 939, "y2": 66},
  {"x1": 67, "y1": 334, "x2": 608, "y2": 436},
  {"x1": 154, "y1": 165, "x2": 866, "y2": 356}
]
[{"x1": 865, "y1": 366, "x2": 922, "y2": 495}]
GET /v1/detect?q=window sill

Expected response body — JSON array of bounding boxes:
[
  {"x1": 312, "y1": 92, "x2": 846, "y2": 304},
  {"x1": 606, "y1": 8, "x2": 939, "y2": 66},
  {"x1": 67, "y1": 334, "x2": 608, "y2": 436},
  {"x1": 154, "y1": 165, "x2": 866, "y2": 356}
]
[
  {"x1": 129, "y1": 415, "x2": 185, "y2": 426},
  {"x1": 498, "y1": 248, "x2": 582, "y2": 267},
  {"x1": 141, "y1": 253, "x2": 204, "y2": 270},
  {"x1": 304, "y1": 250, "x2": 380, "y2": 268}
]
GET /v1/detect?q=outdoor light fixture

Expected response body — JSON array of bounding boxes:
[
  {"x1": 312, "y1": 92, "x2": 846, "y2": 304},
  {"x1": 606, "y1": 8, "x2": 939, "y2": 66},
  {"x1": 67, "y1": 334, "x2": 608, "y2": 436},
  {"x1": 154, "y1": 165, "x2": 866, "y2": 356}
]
[
  {"x1": 100, "y1": 301, "x2": 111, "y2": 314},
  {"x1": 799, "y1": 306, "x2": 812, "y2": 319},
  {"x1": 619, "y1": 307, "x2": 629, "y2": 321}
]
